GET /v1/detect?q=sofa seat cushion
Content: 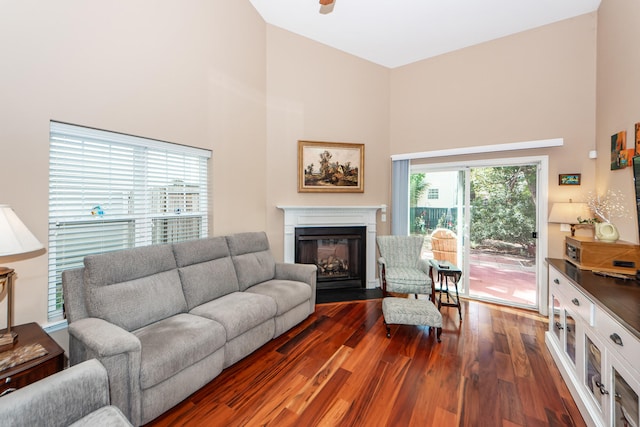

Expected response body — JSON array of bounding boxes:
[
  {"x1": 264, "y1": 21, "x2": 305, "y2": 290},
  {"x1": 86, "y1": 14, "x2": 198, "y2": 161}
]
[
  {"x1": 69, "y1": 406, "x2": 133, "y2": 427},
  {"x1": 134, "y1": 313, "x2": 226, "y2": 390},
  {"x1": 245, "y1": 280, "x2": 311, "y2": 316},
  {"x1": 190, "y1": 292, "x2": 277, "y2": 341}
]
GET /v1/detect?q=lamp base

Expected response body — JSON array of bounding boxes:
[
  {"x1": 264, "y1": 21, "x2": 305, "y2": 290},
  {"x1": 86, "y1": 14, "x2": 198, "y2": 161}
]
[{"x1": 0, "y1": 330, "x2": 17, "y2": 352}]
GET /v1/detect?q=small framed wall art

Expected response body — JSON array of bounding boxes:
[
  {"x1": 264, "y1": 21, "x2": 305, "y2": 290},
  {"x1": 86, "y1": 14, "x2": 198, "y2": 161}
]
[
  {"x1": 611, "y1": 130, "x2": 628, "y2": 170},
  {"x1": 559, "y1": 173, "x2": 581, "y2": 186},
  {"x1": 298, "y1": 140, "x2": 364, "y2": 193}
]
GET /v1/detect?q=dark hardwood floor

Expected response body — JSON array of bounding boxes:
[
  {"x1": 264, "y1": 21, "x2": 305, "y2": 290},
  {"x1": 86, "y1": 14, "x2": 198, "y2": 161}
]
[{"x1": 146, "y1": 298, "x2": 585, "y2": 427}]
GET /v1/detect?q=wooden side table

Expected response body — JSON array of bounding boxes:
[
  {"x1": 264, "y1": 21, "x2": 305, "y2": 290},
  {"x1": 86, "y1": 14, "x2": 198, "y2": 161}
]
[
  {"x1": 428, "y1": 259, "x2": 463, "y2": 321},
  {"x1": 0, "y1": 322, "x2": 65, "y2": 396}
]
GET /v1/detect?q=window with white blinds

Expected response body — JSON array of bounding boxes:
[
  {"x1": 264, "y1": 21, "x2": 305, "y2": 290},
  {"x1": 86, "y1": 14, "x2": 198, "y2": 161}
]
[{"x1": 48, "y1": 121, "x2": 211, "y2": 321}]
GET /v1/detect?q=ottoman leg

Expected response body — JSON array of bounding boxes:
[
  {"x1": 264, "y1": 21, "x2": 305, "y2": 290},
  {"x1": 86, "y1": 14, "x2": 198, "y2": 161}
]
[
  {"x1": 383, "y1": 319, "x2": 391, "y2": 338},
  {"x1": 436, "y1": 327, "x2": 442, "y2": 342}
]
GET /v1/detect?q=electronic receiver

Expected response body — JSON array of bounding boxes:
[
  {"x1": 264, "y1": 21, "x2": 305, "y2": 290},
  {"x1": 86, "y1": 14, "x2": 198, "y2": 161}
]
[{"x1": 564, "y1": 235, "x2": 640, "y2": 276}]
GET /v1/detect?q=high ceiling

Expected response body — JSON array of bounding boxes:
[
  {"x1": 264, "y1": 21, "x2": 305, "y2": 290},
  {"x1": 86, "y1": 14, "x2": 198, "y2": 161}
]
[{"x1": 249, "y1": 0, "x2": 601, "y2": 68}]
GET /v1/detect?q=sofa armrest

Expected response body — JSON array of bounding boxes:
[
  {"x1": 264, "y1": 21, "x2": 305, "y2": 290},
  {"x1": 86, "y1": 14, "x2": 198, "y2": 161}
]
[
  {"x1": 275, "y1": 262, "x2": 316, "y2": 283},
  {"x1": 69, "y1": 317, "x2": 140, "y2": 357},
  {"x1": 275, "y1": 262, "x2": 317, "y2": 308},
  {"x1": 0, "y1": 359, "x2": 112, "y2": 427},
  {"x1": 68, "y1": 318, "x2": 142, "y2": 425}
]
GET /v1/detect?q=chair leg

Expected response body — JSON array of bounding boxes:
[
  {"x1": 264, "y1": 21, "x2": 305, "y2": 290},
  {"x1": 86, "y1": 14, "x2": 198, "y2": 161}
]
[
  {"x1": 436, "y1": 327, "x2": 442, "y2": 342},
  {"x1": 383, "y1": 319, "x2": 391, "y2": 338}
]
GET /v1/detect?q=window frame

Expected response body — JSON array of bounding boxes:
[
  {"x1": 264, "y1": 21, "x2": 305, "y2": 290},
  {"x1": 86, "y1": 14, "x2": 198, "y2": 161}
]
[{"x1": 48, "y1": 121, "x2": 211, "y2": 321}]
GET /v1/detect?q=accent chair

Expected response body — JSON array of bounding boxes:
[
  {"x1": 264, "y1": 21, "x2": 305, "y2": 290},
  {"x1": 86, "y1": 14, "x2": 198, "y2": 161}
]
[{"x1": 376, "y1": 235, "x2": 433, "y2": 300}]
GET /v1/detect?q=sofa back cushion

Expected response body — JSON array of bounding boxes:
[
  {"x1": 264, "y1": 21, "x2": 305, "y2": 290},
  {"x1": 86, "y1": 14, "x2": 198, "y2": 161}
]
[
  {"x1": 83, "y1": 244, "x2": 187, "y2": 331},
  {"x1": 173, "y1": 237, "x2": 240, "y2": 309},
  {"x1": 226, "y1": 232, "x2": 275, "y2": 291}
]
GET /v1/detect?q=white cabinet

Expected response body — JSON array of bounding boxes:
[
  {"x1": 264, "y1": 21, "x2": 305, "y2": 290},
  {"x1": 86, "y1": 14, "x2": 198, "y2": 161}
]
[{"x1": 546, "y1": 262, "x2": 640, "y2": 427}]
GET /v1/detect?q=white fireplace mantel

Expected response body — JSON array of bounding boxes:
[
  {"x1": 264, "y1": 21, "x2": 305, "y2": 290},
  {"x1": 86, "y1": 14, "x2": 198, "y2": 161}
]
[{"x1": 277, "y1": 205, "x2": 385, "y2": 289}]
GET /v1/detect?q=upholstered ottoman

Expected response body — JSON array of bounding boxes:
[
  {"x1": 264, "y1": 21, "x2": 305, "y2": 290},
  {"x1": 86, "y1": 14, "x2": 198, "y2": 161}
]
[{"x1": 382, "y1": 297, "x2": 442, "y2": 341}]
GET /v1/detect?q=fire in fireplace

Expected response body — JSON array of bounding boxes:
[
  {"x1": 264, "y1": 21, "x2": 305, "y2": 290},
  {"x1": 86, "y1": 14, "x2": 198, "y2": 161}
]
[{"x1": 295, "y1": 226, "x2": 366, "y2": 289}]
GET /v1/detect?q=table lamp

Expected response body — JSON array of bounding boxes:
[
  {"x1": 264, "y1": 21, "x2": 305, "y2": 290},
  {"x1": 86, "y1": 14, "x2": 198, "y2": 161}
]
[
  {"x1": 0, "y1": 204, "x2": 44, "y2": 350},
  {"x1": 548, "y1": 201, "x2": 592, "y2": 236}
]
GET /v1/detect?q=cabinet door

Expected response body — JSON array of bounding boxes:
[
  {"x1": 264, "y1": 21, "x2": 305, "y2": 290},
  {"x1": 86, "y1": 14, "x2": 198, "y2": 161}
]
[
  {"x1": 584, "y1": 329, "x2": 606, "y2": 415},
  {"x1": 565, "y1": 309, "x2": 577, "y2": 366},
  {"x1": 551, "y1": 294, "x2": 563, "y2": 344},
  {"x1": 609, "y1": 355, "x2": 640, "y2": 427}
]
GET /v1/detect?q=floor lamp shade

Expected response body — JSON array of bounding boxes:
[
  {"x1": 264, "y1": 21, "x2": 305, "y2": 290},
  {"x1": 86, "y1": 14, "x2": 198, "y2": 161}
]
[{"x1": 0, "y1": 204, "x2": 44, "y2": 350}]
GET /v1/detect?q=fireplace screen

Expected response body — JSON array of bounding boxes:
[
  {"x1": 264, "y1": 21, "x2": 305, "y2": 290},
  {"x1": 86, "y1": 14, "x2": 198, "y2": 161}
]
[
  {"x1": 295, "y1": 226, "x2": 366, "y2": 289},
  {"x1": 317, "y1": 238, "x2": 350, "y2": 278}
]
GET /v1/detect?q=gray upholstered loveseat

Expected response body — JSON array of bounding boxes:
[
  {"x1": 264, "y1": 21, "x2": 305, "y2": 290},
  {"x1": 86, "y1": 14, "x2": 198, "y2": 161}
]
[{"x1": 62, "y1": 232, "x2": 317, "y2": 426}]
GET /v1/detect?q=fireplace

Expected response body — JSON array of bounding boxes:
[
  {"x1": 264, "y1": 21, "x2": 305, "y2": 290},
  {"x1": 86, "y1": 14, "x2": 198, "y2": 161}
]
[
  {"x1": 295, "y1": 226, "x2": 366, "y2": 289},
  {"x1": 278, "y1": 205, "x2": 384, "y2": 289}
]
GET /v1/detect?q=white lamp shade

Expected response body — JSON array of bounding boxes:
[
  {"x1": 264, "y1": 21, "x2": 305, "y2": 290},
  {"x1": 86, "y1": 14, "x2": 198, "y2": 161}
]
[
  {"x1": 548, "y1": 202, "x2": 591, "y2": 224},
  {"x1": 0, "y1": 204, "x2": 44, "y2": 257}
]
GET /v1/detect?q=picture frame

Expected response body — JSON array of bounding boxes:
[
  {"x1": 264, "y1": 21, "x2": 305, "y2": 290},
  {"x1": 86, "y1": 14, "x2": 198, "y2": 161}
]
[
  {"x1": 298, "y1": 140, "x2": 364, "y2": 193},
  {"x1": 611, "y1": 130, "x2": 627, "y2": 170},
  {"x1": 559, "y1": 173, "x2": 581, "y2": 186}
]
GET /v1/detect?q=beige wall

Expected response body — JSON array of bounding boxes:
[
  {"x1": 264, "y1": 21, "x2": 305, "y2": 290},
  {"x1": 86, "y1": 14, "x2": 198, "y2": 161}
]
[
  {"x1": 390, "y1": 13, "x2": 598, "y2": 259},
  {"x1": 595, "y1": 0, "x2": 640, "y2": 244},
  {"x1": 0, "y1": 0, "x2": 267, "y2": 328},
  {"x1": 264, "y1": 26, "x2": 391, "y2": 258}
]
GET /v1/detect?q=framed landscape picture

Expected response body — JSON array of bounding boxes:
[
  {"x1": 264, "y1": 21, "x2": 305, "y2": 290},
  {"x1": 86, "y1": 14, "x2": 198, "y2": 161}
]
[
  {"x1": 298, "y1": 140, "x2": 364, "y2": 193},
  {"x1": 559, "y1": 173, "x2": 581, "y2": 186}
]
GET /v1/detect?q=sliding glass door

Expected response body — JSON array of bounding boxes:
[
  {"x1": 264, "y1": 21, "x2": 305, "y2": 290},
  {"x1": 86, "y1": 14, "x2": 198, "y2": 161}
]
[{"x1": 411, "y1": 158, "x2": 541, "y2": 310}]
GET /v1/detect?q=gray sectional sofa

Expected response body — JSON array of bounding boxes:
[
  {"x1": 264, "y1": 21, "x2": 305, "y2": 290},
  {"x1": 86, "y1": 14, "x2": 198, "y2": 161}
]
[{"x1": 62, "y1": 232, "x2": 317, "y2": 426}]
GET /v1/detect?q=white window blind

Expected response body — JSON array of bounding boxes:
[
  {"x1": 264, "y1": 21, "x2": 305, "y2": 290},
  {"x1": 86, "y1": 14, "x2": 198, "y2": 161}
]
[{"x1": 48, "y1": 121, "x2": 211, "y2": 321}]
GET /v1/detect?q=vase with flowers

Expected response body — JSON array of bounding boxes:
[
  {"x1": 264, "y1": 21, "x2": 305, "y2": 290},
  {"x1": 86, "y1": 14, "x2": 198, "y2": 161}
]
[{"x1": 586, "y1": 190, "x2": 628, "y2": 242}]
